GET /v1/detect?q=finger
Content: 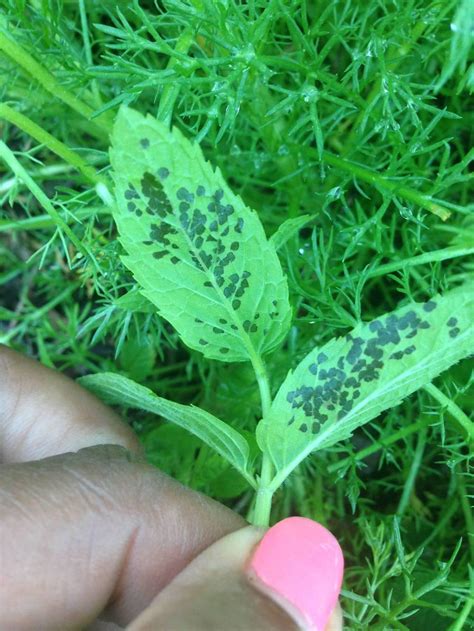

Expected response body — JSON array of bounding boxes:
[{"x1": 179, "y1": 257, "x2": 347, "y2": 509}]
[
  {"x1": 0, "y1": 445, "x2": 245, "y2": 630},
  {"x1": 0, "y1": 345, "x2": 140, "y2": 463},
  {"x1": 128, "y1": 519, "x2": 344, "y2": 631}
]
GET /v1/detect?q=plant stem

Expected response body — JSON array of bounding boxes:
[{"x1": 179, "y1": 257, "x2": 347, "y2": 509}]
[
  {"x1": 78, "y1": 0, "x2": 101, "y2": 106},
  {"x1": 0, "y1": 104, "x2": 105, "y2": 184},
  {"x1": 0, "y1": 140, "x2": 91, "y2": 261},
  {"x1": 328, "y1": 416, "x2": 435, "y2": 474},
  {"x1": 156, "y1": 28, "x2": 194, "y2": 126},
  {"x1": 396, "y1": 427, "x2": 427, "y2": 516},
  {"x1": 354, "y1": 245, "x2": 474, "y2": 279},
  {"x1": 447, "y1": 597, "x2": 474, "y2": 631},
  {"x1": 253, "y1": 454, "x2": 274, "y2": 526},
  {"x1": 456, "y1": 464, "x2": 474, "y2": 564},
  {"x1": 250, "y1": 353, "x2": 275, "y2": 526},
  {"x1": 253, "y1": 355, "x2": 272, "y2": 419},
  {"x1": 298, "y1": 146, "x2": 452, "y2": 221},
  {"x1": 0, "y1": 205, "x2": 110, "y2": 233},
  {"x1": 0, "y1": 30, "x2": 112, "y2": 137},
  {"x1": 0, "y1": 284, "x2": 78, "y2": 344},
  {"x1": 423, "y1": 383, "x2": 474, "y2": 442}
]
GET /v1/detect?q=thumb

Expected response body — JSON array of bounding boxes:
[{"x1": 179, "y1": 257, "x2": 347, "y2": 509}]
[{"x1": 128, "y1": 518, "x2": 344, "y2": 631}]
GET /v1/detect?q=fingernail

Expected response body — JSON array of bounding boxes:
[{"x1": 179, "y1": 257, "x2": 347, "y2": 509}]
[{"x1": 247, "y1": 517, "x2": 344, "y2": 631}]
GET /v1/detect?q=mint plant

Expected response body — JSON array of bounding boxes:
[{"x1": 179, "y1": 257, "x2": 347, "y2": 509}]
[
  {"x1": 2, "y1": 0, "x2": 473, "y2": 623},
  {"x1": 81, "y1": 107, "x2": 474, "y2": 527}
]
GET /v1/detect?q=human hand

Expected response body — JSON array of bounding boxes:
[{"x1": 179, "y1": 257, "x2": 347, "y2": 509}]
[{"x1": 0, "y1": 346, "x2": 343, "y2": 630}]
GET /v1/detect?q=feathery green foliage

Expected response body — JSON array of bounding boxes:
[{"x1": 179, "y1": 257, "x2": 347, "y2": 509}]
[{"x1": 1, "y1": 1, "x2": 473, "y2": 627}]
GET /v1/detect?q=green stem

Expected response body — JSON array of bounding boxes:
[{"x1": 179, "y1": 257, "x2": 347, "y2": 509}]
[
  {"x1": 156, "y1": 28, "x2": 194, "y2": 126},
  {"x1": 456, "y1": 464, "x2": 474, "y2": 564},
  {"x1": 328, "y1": 416, "x2": 435, "y2": 474},
  {"x1": 0, "y1": 205, "x2": 110, "y2": 233},
  {"x1": 396, "y1": 427, "x2": 427, "y2": 516},
  {"x1": 0, "y1": 30, "x2": 112, "y2": 137},
  {"x1": 250, "y1": 353, "x2": 275, "y2": 527},
  {"x1": 253, "y1": 453, "x2": 274, "y2": 526},
  {"x1": 423, "y1": 383, "x2": 474, "y2": 442},
  {"x1": 78, "y1": 0, "x2": 101, "y2": 105},
  {"x1": 420, "y1": 496, "x2": 459, "y2": 549},
  {"x1": 0, "y1": 103, "x2": 105, "y2": 185},
  {"x1": 356, "y1": 245, "x2": 474, "y2": 279},
  {"x1": 447, "y1": 597, "x2": 474, "y2": 631},
  {"x1": 253, "y1": 355, "x2": 272, "y2": 419},
  {"x1": 0, "y1": 140, "x2": 91, "y2": 261},
  {"x1": 299, "y1": 146, "x2": 452, "y2": 221},
  {"x1": 79, "y1": 0, "x2": 93, "y2": 67},
  {"x1": 0, "y1": 164, "x2": 73, "y2": 194},
  {"x1": 0, "y1": 284, "x2": 78, "y2": 344}
]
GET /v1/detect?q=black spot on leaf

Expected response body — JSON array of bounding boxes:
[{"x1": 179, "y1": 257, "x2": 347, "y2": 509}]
[
  {"x1": 369, "y1": 319, "x2": 383, "y2": 332},
  {"x1": 390, "y1": 350, "x2": 404, "y2": 360},
  {"x1": 125, "y1": 185, "x2": 139, "y2": 200},
  {"x1": 141, "y1": 172, "x2": 172, "y2": 218},
  {"x1": 423, "y1": 300, "x2": 437, "y2": 312},
  {"x1": 177, "y1": 187, "x2": 194, "y2": 203}
]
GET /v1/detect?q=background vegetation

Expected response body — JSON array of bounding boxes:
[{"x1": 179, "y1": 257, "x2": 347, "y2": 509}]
[{"x1": 1, "y1": 0, "x2": 473, "y2": 627}]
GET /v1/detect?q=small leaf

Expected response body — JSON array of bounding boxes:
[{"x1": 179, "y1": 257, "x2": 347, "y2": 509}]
[
  {"x1": 79, "y1": 372, "x2": 256, "y2": 487},
  {"x1": 118, "y1": 335, "x2": 156, "y2": 381},
  {"x1": 257, "y1": 285, "x2": 474, "y2": 490},
  {"x1": 269, "y1": 215, "x2": 313, "y2": 251},
  {"x1": 114, "y1": 288, "x2": 155, "y2": 313},
  {"x1": 208, "y1": 465, "x2": 250, "y2": 499},
  {"x1": 110, "y1": 107, "x2": 291, "y2": 362}
]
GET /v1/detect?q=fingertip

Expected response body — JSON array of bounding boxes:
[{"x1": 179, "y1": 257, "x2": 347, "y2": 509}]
[
  {"x1": 247, "y1": 518, "x2": 344, "y2": 631},
  {"x1": 0, "y1": 346, "x2": 140, "y2": 462}
]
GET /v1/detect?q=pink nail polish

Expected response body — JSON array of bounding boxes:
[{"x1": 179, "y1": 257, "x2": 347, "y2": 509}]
[{"x1": 248, "y1": 517, "x2": 344, "y2": 631}]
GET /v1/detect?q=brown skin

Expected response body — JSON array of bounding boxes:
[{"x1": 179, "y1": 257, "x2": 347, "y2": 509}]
[{"x1": 0, "y1": 346, "x2": 342, "y2": 630}]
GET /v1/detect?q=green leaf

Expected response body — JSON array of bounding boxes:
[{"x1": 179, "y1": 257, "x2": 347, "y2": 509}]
[
  {"x1": 114, "y1": 288, "x2": 155, "y2": 313},
  {"x1": 257, "y1": 285, "x2": 474, "y2": 490},
  {"x1": 79, "y1": 372, "x2": 256, "y2": 488},
  {"x1": 118, "y1": 335, "x2": 156, "y2": 381},
  {"x1": 269, "y1": 214, "x2": 313, "y2": 251},
  {"x1": 110, "y1": 106, "x2": 291, "y2": 362}
]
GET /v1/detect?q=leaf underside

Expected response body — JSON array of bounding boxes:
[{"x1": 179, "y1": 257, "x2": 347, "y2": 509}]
[
  {"x1": 257, "y1": 285, "x2": 474, "y2": 487},
  {"x1": 79, "y1": 372, "x2": 254, "y2": 486},
  {"x1": 110, "y1": 107, "x2": 291, "y2": 362}
]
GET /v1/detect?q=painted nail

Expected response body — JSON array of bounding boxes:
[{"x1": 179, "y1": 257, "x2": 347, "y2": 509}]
[{"x1": 247, "y1": 517, "x2": 344, "y2": 631}]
